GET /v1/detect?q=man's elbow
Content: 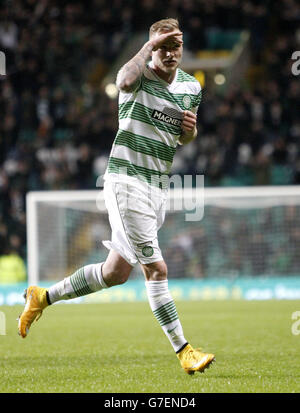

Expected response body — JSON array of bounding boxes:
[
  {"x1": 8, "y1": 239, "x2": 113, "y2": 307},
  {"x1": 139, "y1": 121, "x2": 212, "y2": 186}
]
[
  {"x1": 116, "y1": 79, "x2": 131, "y2": 93},
  {"x1": 116, "y1": 78, "x2": 137, "y2": 94}
]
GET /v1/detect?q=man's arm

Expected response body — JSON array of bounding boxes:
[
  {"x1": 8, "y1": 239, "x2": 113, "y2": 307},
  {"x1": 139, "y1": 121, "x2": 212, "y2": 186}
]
[
  {"x1": 116, "y1": 42, "x2": 154, "y2": 93},
  {"x1": 178, "y1": 110, "x2": 197, "y2": 145},
  {"x1": 116, "y1": 30, "x2": 183, "y2": 94}
]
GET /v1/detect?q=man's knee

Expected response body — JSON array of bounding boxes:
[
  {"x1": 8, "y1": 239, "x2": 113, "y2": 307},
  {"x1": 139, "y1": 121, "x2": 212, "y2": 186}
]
[
  {"x1": 102, "y1": 266, "x2": 130, "y2": 286},
  {"x1": 142, "y1": 261, "x2": 168, "y2": 281},
  {"x1": 102, "y1": 253, "x2": 132, "y2": 287}
]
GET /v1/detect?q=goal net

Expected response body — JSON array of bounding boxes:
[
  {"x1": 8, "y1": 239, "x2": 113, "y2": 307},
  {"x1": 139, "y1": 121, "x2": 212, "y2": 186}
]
[{"x1": 26, "y1": 186, "x2": 300, "y2": 284}]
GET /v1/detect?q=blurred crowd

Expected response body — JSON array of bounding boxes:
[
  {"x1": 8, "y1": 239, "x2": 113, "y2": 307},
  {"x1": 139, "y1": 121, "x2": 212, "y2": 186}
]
[
  {"x1": 163, "y1": 204, "x2": 300, "y2": 279},
  {"x1": 0, "y1": 0, "x2": 299, "y2": 280}
]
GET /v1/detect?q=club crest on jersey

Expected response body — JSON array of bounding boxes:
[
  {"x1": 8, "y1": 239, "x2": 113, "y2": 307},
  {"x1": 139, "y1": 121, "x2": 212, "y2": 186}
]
[
  {"x1": 151, "y1": 107, "x2": 182, "y2": 127},
  {"x1": 182, "y1": 95, "x2": 192, "y2": 109},
  {"x1": 142, "y1": 246, "x2": 154, "y2": 257}
]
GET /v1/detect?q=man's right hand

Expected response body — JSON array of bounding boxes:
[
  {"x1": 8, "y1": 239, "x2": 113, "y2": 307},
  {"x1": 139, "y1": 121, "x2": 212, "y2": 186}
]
[
  {"x1": 149, "y1": 31, "x2": 183, "y2": 51},
  {"x1": 116, "y1": 30, "x2": 183, "y2": 94}
]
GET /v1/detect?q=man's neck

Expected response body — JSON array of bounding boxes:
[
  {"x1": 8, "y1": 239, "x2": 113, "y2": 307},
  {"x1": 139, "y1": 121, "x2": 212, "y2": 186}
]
[{"x1": 152, "y1": 65, "x2": 177, "y2": 84}]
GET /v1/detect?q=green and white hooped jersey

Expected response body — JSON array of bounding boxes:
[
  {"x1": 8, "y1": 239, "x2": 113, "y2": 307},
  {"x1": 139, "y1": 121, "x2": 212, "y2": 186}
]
[{"x1": 105, "y1": 61, "x2": 202, "y2": 189}]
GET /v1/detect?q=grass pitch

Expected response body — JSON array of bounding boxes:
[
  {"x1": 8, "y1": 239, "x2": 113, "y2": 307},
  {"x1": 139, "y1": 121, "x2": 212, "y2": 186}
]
[{"x1": 0, "y1": 300, "x2": 299, "y2": 393}]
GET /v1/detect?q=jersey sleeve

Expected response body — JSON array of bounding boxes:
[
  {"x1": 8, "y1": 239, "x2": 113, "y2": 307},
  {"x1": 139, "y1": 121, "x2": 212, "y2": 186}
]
[{"x1": 191, "y1": 84, "x2": 202, "y2": 114}]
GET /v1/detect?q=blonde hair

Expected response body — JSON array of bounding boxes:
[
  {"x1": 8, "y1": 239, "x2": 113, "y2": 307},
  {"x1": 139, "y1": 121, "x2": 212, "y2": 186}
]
[{"x1": 149, "y1": 18, "x2": 180, "y2": 38}]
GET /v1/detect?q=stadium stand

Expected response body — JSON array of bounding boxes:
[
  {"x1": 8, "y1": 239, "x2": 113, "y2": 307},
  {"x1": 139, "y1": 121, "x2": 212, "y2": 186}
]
[{"x1": 0, "y1": 0, "x2": 299, "y2": 273}]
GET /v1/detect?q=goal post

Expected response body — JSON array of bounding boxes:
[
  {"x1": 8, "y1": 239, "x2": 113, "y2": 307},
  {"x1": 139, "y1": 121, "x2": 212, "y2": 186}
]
[
  {"x1": 26, "y1": 190, "x2": 106, "y2": 285},
  {"x1": 26, "y1": 185, "x2": 300, "y2": 286}
]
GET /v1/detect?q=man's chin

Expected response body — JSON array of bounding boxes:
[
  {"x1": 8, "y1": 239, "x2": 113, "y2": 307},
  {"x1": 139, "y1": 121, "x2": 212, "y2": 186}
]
[{"x1": 163, "y1": 63, "x2": 178, "y2": 72}]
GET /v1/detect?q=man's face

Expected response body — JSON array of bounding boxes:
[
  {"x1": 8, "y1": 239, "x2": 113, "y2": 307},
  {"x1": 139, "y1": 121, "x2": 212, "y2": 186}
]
[{"x1": 151, "y1": 30, "x2": 183, "y2": 74}]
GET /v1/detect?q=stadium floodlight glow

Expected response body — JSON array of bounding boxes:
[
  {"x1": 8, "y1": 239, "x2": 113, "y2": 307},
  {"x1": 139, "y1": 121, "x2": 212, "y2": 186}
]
[
  {"x1": 105, "y1": 83, "x2": 118, "y2": 99},
  {"x1": 214, "y1": 73, "x2": 226, "y2": 85},
  {"x1": 193, "y1": 70, "x2": 205, "y2": 87}
]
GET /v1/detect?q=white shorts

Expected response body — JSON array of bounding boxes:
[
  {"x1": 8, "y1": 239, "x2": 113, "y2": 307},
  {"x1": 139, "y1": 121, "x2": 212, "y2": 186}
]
[{"x1": 102, "y1": 178, "x2": 168, "y2": 266}]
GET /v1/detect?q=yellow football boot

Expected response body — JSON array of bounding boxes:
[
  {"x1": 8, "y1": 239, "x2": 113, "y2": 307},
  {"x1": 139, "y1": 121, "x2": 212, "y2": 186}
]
[
  {"x1": 18, "y1": 286, "x2": 49, "y2": 338},
  {"x1": 177, "y1": 344, "x2": 215, "y2": 375}
]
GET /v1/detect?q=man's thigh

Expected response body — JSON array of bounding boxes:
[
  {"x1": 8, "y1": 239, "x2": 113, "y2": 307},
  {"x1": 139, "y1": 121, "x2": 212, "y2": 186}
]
[{"x1": 104, "y1": 180, "x2": 165, "y2": 265}]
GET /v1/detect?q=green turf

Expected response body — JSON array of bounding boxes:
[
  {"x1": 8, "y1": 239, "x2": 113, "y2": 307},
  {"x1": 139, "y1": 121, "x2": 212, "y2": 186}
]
[{"x1": 0, "y1": 300, "x2": 299, "y2": 393}]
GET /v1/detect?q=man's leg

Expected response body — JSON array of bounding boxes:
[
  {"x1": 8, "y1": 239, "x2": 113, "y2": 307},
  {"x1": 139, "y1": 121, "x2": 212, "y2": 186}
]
[
  {"x1": 142, "y1": 260, "x2": 215, "y2": 374},
  {"x1": 18, "y1": 250, "x2": 132, "y2": 338},
  {"x1": 48, "y1": 250, "x2": 133, "y2": 303},
  {"x1": 142, "y1": 260, "x2": 188, "y2": 353}
]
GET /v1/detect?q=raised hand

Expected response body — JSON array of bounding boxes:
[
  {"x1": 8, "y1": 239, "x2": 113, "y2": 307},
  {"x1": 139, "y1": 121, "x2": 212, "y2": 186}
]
[{"x1": 150, "y1": 31, "x2": 183, "y2": 51}]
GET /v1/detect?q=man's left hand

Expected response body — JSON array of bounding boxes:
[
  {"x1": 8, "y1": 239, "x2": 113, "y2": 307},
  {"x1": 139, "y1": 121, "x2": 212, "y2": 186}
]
[
  {"x1": 179, "y1": 110, "x2": 197, "y2": 144},
  {"x1": 182, "y1": 110, "x2": 197, "y2": 133}
]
